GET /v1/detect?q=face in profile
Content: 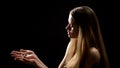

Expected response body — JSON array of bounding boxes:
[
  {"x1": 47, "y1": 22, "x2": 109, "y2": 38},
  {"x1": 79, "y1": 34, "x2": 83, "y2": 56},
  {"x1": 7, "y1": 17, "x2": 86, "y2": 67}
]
[{"x1": 65, "y1": 14, "x2": 79, "y2": 38}]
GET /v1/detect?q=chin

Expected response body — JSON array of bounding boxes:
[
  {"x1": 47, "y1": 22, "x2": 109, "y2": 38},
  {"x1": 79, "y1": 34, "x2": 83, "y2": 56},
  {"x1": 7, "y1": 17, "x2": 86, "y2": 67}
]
[
  {"x1": 70, "y1": 36, "x2": 78, "y2": 38},
  {"x1": 68, "y1": 35, "x2": 76, "y2": 38},
  {"x1": 68, "y1": 35, "x2": 71, "y2": 38},
  {"x1": 68, "y1": 35, "x2": 73, "y2": 38},
  {"x1": 68, "y1": 36, "x2": 75, "y2": 38}
]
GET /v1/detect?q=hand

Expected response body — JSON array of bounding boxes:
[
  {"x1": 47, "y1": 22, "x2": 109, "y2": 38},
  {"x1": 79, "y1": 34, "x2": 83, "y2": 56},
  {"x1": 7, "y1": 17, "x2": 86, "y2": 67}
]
[{"x1": 11, "y1": 49, "x2": 48, "y2": 68}]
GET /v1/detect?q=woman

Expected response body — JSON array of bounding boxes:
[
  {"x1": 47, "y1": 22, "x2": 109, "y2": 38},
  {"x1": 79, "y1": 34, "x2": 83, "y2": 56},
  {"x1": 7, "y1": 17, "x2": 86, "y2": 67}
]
[{"x1": 11, "y1": 6, "x2": 109, "y2": 68}]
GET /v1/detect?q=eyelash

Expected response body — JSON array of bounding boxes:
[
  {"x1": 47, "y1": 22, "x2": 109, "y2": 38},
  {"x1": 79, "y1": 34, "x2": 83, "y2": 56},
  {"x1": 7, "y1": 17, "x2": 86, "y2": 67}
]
[{"x1": 69, "y1": 24, "x2": 72, "y2": 27}]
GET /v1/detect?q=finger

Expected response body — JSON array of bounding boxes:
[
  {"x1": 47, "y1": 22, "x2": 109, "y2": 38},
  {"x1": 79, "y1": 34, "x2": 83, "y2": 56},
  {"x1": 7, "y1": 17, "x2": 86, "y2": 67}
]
[
  {"x1": 11, "y1": 51, "x2": 24, "y2": 56},
  {"x1": 20, "y1": 49, "x2": 27, "y2": 52},
  {"x1": 20, "y1": 49, "x2": 31, "y2": 54},
  {"x1": 11, "y1": 50, "x2": 20, "y2": 54},
  {"x1": 20, "y1": 49, "x2": 32, "y2": 53},
  {"x1": 23, "y1": 58, "x2": 34, "y2": 62},
  {"x1": 14, "y1": 57, "x2": 24, "y2": 61},
  {"x1": 11, "y1": 53, "x2": 24, "y2": 58}
]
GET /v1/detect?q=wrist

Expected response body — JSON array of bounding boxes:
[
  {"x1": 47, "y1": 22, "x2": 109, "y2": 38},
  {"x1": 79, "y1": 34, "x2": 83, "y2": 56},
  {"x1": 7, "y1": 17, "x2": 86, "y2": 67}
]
[{"x1": 34, "y1": 59, "x2": 48, "y2": 68}]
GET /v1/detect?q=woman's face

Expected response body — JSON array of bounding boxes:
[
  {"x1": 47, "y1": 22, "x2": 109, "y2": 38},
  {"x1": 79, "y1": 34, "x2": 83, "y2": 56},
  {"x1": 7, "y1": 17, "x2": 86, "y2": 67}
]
[{"x1": 65, "y1": 14, "x2": 79, "y2": 38}]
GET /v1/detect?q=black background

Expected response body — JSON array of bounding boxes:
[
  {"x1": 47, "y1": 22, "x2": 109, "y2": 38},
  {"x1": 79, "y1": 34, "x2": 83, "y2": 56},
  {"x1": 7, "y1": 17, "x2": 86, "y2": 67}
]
[{"x1": 1, "y1": 0, "x2": 119, "y2": 68}]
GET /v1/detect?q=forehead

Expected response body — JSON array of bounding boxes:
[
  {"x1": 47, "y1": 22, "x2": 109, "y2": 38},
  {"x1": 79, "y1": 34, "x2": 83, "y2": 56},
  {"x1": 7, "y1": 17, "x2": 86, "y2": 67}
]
[
  {"x1": 68, "y1": 14, "x2": 75, "y2": 24},
  {"x1": 68, "y1": 14, "x2": 72, "y2": 21}
]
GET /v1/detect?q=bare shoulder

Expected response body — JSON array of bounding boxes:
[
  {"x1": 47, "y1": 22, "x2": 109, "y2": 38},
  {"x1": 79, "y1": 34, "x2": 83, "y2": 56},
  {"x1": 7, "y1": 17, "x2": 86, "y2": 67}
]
[{"x1": 89, "y1": 47, "x2": 101, "y2": 64}]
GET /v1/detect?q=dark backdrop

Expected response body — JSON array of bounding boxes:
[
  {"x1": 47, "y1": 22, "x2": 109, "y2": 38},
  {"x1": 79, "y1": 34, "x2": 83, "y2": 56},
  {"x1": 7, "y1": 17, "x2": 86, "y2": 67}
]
[{"x1": 1, "y1": 0, "x2": 119, "y2": 68}]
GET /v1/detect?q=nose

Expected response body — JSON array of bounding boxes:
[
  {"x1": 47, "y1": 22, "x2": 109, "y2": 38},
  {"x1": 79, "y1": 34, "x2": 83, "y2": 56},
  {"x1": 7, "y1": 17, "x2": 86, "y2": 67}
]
[{"x1": 65, "y1": 24, "x2": 70, "y2": 30}]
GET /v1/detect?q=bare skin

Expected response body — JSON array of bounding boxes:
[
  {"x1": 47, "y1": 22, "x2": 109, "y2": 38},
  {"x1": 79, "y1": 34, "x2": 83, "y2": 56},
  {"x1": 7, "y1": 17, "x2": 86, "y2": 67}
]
[
  {"x1": 11, "y1": 12, "x2": 101, "y2": 68},
  {"x1": 86, "y1": 47, "x2": 101, "y2": 68},
  {"x1": 11, "y1": 49, "x2": 48, "y2": 68}
]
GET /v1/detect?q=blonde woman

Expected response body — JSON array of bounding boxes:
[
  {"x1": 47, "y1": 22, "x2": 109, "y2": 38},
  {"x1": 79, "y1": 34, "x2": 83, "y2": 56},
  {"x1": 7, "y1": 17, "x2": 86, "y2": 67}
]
[{"x1": 11, "y1": 6, "x2": 109, "y2": 68}]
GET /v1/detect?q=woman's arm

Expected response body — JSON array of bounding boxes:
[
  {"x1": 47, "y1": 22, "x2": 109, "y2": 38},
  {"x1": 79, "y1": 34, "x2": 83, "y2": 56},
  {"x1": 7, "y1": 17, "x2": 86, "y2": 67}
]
[
  {"x1": 11, "y1": 49, "x2": 48, "y2": 68},
  {"x1": 58, "y1": 58, "x2": 65, "y2": 68},
  {"x1": 33, "y1": 58, "x2": 48, "y2": 68},
  {"x1": 86, "y1": 47, "x2": 101, "y2": 68}
]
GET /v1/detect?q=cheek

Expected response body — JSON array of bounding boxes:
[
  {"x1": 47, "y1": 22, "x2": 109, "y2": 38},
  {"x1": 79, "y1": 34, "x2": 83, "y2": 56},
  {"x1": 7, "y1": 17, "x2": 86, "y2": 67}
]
[
  {"x1": 70, "y1": 27, "x2": 74, "y2": 32},
  {"x1": 69, "y1": 28, "x2": 75, "y2": 35},
  {"x1": 73, "y1": 27, "x2": 79, "y2": 36}
]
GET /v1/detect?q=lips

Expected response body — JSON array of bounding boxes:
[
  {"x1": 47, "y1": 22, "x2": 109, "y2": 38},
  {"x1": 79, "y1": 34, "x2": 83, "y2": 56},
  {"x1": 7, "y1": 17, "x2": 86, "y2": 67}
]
[{"x1": 67, "y1": 32, "x2": 70, "y2": 35}]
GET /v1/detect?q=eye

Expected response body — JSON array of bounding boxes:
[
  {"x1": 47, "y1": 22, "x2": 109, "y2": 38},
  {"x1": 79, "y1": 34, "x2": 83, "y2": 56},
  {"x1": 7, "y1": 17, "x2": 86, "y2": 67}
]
[
  {"x1": 70, "y1": 24, "x2": 73, "y2": 27},
  {"x1": 71, "y1": 27, "x2": 74, "y2": 30}
]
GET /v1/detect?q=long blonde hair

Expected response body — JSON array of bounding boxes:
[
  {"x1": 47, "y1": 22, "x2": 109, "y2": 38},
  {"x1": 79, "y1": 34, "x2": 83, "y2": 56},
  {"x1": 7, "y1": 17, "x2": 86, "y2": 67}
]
[
  {"x1": 59, "y1": 6, "x2": 109, "y2": 68},
  {"x1": 64, "y1": 27, "x2": 84, "y2": 68}
]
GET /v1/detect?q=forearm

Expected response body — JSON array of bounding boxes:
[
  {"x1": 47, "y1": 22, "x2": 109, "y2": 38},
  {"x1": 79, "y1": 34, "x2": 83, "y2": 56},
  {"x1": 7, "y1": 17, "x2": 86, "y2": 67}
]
[
  {"x1": 34, "y1": 59, "x2": 48, "y2": 68},
  {"x1": 58, "y1": 59, "x2": 66, "y2": 68}
]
